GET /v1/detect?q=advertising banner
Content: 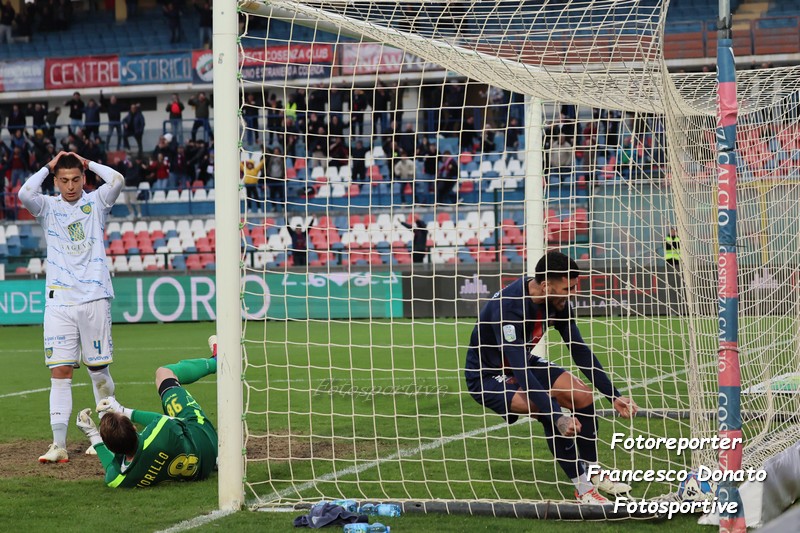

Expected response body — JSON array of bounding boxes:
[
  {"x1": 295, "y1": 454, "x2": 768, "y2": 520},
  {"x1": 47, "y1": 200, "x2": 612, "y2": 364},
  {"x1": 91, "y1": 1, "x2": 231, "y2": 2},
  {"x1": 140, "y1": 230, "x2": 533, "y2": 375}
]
[
  {"x1": 339, "y1": 43, "x2": 435, "y2": 75},
  {"x1": 403, "y1": 264, "x2": 689, "y2": 319},
  {"x1": 120, "y1": 52, "x2": 193, "y2": 85},
  {"x1": 0, "y1": 272, "x2": 402, "y2": 325},
  {"x1": 45, "y1": 55, "x2": 120, "y2": 90},
  {"x1": 192, "y1": 44, "x2": 334, "y2": 84},
  {"x1": 0, "y1": 59, "x2": 45, "y2": 91}
]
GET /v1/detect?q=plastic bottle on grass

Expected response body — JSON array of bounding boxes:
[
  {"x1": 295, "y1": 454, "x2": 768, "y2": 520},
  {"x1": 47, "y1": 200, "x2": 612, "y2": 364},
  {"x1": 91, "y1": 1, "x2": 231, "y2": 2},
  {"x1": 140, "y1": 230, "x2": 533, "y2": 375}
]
[
  {"x1": 331, "y1": 499, "x2": 359, "y2": 513},
  {"x1": 343, "y1": 523, "x2": 390, "y2": 533},
  {"x1": 358, "y1": 503, "x2": 402, "y2": 517}
]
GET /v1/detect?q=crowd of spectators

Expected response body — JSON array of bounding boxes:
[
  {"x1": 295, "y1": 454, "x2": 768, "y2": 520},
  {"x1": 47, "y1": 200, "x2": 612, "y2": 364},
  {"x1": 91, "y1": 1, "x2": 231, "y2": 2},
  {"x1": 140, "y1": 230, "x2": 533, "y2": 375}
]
[
  {"x1": 0, "y1": 0, "x2": 212, "y2": 49},
  {"x1": 0, "y1": 88, "x2": 217, "y2": 220}
]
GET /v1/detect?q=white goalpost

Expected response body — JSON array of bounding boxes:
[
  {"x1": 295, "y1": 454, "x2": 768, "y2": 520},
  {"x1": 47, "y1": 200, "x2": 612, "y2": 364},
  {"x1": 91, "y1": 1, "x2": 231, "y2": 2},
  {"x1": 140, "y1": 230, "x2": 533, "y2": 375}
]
[{"x1": 214, "y1": 0, "x2": 800, "y2": 519}]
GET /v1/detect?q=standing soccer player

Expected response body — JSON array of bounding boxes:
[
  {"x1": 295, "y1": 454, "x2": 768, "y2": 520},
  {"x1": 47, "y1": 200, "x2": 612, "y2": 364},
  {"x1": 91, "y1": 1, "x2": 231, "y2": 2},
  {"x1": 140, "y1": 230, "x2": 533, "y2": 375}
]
[
  {"x1": 18, "y1": 151, "x2": 124, "y2": 463},
  {"x1": 75, "y1": 336, "x2": 219, "y2": 488},
  {"x1": 465, "y1": 251, "x2": 638, "y2": 503}
]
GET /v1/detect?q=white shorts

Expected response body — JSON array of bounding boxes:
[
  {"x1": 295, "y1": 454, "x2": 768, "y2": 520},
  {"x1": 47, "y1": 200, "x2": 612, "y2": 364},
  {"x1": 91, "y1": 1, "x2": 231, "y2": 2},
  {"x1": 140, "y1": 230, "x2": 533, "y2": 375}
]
[{"x1": 44, "y1": 299, "x2": 114, "y2": 368}]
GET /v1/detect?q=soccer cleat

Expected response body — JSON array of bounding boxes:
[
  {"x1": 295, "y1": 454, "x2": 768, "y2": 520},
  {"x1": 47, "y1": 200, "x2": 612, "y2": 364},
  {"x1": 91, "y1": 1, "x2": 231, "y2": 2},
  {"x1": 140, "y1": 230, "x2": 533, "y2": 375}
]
[
  {"x1": 38, "y1": 443, "x2": 69, "y2": 463},
  {"x1": 208, "y1": 335, "x2": 217, "y2": 358},
  {"x1": 576, "y1": 487, "x2": 609, "y2": 504},
  {"x1": 85, "y1": 445, "x2": 97, "y2": 455},
  {"x1": 591, "y1": 473, "x2": 632, "y2": 496}
]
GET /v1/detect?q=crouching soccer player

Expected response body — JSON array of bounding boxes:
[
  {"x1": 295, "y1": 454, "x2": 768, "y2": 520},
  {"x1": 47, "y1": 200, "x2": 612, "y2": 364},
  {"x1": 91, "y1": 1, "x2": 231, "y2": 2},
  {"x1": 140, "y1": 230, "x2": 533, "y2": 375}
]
[
  {"x1": 465, "y1": 252, "x2": 638, "y2": 503},
  {"x1": 76, "y1": 336, "x2": 219, "y2": 488}
]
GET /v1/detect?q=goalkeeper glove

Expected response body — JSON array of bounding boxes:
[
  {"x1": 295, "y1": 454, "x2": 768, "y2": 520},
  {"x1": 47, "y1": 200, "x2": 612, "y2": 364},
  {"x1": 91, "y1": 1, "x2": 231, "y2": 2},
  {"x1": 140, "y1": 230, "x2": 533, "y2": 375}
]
[
  {"x1": 76, "y1": 408, "x2": 103, "y2": 447},
  {"x1": 96, "y1": 396, "x2": 133, "y2": 419}
]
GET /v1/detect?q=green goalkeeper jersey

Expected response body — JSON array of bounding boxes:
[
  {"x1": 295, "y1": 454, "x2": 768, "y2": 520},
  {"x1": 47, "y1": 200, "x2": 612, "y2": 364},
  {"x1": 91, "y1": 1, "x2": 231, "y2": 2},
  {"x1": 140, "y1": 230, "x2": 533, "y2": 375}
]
[{"x1": 96, "y1": 409, "x2": 217, "y2": 488}]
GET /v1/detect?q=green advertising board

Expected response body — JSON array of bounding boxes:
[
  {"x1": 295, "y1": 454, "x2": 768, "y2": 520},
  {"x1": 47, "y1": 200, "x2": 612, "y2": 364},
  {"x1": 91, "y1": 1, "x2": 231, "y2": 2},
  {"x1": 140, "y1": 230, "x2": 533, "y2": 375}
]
[{"x1": 0, "y1": 272, "x2": 402, "y2": 325}]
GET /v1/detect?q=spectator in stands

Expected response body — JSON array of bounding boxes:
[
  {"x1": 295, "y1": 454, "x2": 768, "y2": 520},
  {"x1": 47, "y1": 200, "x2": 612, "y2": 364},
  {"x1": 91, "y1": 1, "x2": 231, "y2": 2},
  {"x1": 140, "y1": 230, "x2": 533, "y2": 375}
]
[
  {"x1": 417, "y1": 141, "x2": 438, "y2": 204},
  {"x1": 549, "y1": 134, "x2": 574, "y2": 184},
  {"x1": 328, "y1": 114, "x2": 344, "y2": 138},
  {"x1": 308, "y1": 125, "x2": 329, "y2": 164},
  {"x1": 0, "y1": 0, "x2": 14, "y2": 44},
  {"x1": 435, "y1": 150, "x2": 458, "y2": 204},
  {"x1": 56, "y1": 0, "x2": 74, "y2": 30},
  {"x1": 461, "y1": 115, "x2": 480, "y2": 153},
  {"x1": 10, "y1": 128, "x2": 27, "y2": 153},
  {"x1": 481, "y1": 125, "x2": 496, "y2": 153},
  {"x1": 241, "y1": 156, "x2": 264, "y2": 212},
  {"x1": 266, "y1": 94, "x2": 282, "y2": 145},
  {"x1": 30, "y1": 129, "x2": 51, "y2": 170},
  {"x1": 265, "y1": 146, "x2": 285, "y2": 208},
  {"x1": 83, "y1": 98, "x2": 101, "y2": 141},
  {"x1": 7, "y1": 104, "x2": 27, "y2": 136},
  {"x1": 196, "y1": 0, "x2": 212, "y2": 48},
  {"x1": 163, "y1": 1, "x2": 183, "y2": 43},
  {"x1": 328, "y1": 88, "x2": 344, "y2": 122},
  {"x1": 393, "y1": 149, "x2": 415, "y2": 204},
  {"x1": 45, "y1": 106, "x2": 61, "y2": 142},
  {"x1": 27, "y1": 103, "x2": 47, "y2": 133},
  {"x1": 328, "y1": 136, "x2": 349, "y2": 169},
  {"x1": 171, "y1": 145, "x2": 189, "y2": 190},
  {"x1": 287, "y1": 222, "x2": 311, "y2": 267},
  {"x1": 506, "y1": 116, "x2": 523, "y2": 152},
  {"x1": 397, "y1": 123, "x2": 416, "y2": 157},
  {"x1": 10, "y1": 145, "x2": 29, "y2": 187},
  {"x1": 65, "y1": 92, "x2": 85, "y2": 135},
  {"x1": 308, "y1": 86, "x2": 328, "y2": 116},
  {"x1": 150, "y1": 153, "x2": 170, "y2": 190},
  {"x1": 242, "y1": 93, "x2": 259, "y2": 148},
  {"x1": 351, "y1": 139, "x2": 367, "y2": 182},
  {"x1": 123, "y1": 104, "x2": 145, "y2": 156},
  {"x1": 100, "y1": 91, "x2": 124, "y2": 151},
  {"x1": 350, "y1": 89, "x2": 369, "y2": 137},
  {"x1": 153, "y1": 133, "x2": 177, "y2": 163},
  {"x1": 188, "y1": 91, "x2": 212, "y2": 142},
  {"x1": 14, "y1": 8, "x2": 31, "y2": 42},
  {"x1": 165, "y1": 93, "x2": 185, "y2": 144},
  {"x1": 399, "y1": 217, "x2": 429, "y2": 264},
  {"x1": 373, "y1": 84, "x2": 392, "y2": 136},
  {"x1": 664, "y1": 227, "x2": 680, "y2": 267}
]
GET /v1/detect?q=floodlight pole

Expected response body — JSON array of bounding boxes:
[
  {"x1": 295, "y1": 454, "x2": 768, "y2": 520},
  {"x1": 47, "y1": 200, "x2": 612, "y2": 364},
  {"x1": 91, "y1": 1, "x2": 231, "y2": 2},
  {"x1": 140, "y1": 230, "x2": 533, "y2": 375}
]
[
  {"x1": 715, "y1": 0, "x2": 745, "y2": 531},
  {"x1": 214, "y1": 0, "x2": 245, "y2": 511}
]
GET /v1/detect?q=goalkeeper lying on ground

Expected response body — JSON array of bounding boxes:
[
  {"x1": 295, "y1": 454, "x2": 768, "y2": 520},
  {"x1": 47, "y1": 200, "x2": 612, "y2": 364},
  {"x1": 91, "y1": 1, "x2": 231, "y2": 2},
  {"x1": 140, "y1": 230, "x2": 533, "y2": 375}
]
[{"x1": 76, "y1": 336, "x2": 219, "y2": 488}]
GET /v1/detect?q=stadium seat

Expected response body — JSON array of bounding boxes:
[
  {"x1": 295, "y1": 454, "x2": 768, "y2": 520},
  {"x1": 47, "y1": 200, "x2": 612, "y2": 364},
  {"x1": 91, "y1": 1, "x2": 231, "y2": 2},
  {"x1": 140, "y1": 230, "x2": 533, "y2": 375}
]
[
  {"x1": 113, "y1": 256, "x2": 130, "y2": 272},
  {"x1": 127, "y1": 255, "x2": 144, "y2": 272},
  {"x1": 27, "y1": 258, "x2": 44, "y2": 275}
]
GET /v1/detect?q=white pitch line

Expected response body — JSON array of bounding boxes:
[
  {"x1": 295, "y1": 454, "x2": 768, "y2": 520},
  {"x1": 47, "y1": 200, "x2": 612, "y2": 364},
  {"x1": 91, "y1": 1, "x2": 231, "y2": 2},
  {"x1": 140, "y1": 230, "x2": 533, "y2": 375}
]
[{"x1": 153, "y1": 509, "x2": 237, "y2": 533}]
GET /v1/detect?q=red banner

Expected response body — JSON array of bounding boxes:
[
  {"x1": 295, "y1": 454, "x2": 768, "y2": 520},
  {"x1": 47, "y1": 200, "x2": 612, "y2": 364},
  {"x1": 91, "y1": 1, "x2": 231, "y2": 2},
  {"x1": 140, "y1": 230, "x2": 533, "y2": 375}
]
[
  {"x1": 339, "y1": 43, "x2": 432, "y2": 75},
  {"x1": 240, "y1": 44, "x2": 334, "y2": 66},
  {"x1": 45, "y1": 55, "x2": 120, "y2": 90}
]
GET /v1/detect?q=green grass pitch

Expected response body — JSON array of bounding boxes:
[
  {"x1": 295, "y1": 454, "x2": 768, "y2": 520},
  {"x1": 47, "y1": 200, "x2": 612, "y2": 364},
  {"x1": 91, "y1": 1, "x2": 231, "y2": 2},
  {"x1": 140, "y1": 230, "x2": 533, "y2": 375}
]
[{"x1": 1, "y1": 321, "x2": 709, "y2": 532}]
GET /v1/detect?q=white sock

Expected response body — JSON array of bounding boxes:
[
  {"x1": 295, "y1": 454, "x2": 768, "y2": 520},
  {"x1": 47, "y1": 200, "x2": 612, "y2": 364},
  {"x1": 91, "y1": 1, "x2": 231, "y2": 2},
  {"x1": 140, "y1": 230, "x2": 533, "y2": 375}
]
[
  {"x1": 572, "y1": 472, "x2": 593, "y2": 495},
  {"x1": 586, "y1": 462, "x2": 600, "y2": 480},
  {"x1": 50, "y1": 378, "x2": 72, "y2": 448},
  {"x1": 89, "y1": 366, "x2": 115, "y2": 406}
]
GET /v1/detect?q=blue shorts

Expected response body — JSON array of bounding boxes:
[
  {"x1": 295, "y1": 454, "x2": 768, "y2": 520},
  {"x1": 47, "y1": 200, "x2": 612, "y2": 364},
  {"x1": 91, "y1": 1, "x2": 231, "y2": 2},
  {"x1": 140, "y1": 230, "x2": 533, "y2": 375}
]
[{"x1": 465, "y1": 348, "x2": 565, "y2": 424}]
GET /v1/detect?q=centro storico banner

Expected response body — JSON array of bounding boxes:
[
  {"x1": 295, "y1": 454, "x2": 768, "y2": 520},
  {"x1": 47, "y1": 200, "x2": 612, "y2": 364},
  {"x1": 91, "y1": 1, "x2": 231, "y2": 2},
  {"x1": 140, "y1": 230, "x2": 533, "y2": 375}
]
[{"x1": 0, "y1": 272, "x2": 401, "y2": 325}]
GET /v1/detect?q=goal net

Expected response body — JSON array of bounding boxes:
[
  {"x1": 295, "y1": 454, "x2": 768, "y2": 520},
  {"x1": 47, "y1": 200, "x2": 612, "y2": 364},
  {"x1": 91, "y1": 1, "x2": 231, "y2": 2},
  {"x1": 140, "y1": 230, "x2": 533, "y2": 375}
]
[{"x1": 228, "y1": 0, "x2": 800, "y2": 513}]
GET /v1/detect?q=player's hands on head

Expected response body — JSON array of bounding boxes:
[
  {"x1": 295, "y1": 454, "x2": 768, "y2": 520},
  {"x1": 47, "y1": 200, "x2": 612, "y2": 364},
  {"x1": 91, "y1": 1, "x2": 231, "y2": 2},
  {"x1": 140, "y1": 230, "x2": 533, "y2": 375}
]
[
  {"x1": 69, "y1": 152, "x2": 90, "y2": 169},
  {"x1": 613, "y1": 396, "x2": 638, "y2": 419},
  {"x1": 47, "y1": 151, "x2": 70, "y2": 173},
  {"x1": 556, "y1": 415, "x2": 581, "y2": 437},
  {"x1": 76, "y1": 408, "x2": 99, "y2": 438}
]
